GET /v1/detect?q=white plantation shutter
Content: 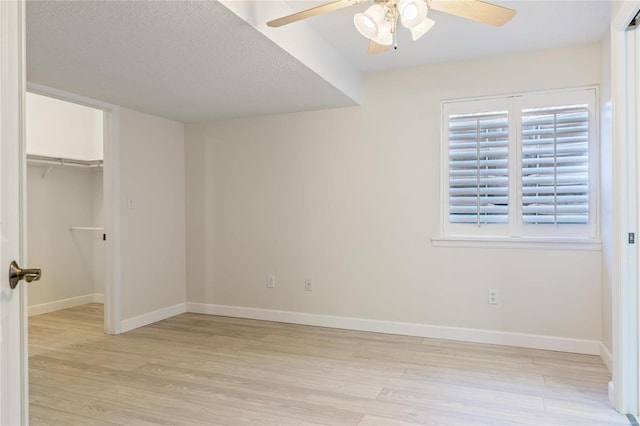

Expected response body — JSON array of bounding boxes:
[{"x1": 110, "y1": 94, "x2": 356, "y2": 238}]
[
  {"x1": 442, "y1": 88, "x2": 597, "y2": 241},
  {"x1": 521, "y1": 105, "x2": 590, "y2": 225},
  {"x1": 448, "y1": 111, "x2": 509, "y2": 224}
]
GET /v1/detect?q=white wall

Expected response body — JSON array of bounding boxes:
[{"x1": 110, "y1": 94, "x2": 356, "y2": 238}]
[
  {"x1": 119, "y1": 108, "x2": 186, "y2": 322},
  {"x1": 185, "y1": 44, "x2": 603, "y2": 343},
  {"x1": 601, "y1": 31, "x2": 614, "y2": 356},
  {"x1": 27, "y1": 165, "x2": 98, "y2": 307},
  {"x1": 26, "y1": 92, "x2": 103, "y2": 161}
]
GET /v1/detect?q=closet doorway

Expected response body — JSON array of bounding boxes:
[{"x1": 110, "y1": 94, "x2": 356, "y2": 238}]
[{"x1": 25, "y1": 89, "x2": 118, "y2": 333}]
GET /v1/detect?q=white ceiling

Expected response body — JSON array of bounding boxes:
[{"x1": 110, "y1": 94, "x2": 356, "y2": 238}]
[
  {"x1": 299, "y1": 0, "x2": 611, "y2": 73},
  {"x1": 26, "y1": 0, "x2": 611, "y2": 123}
]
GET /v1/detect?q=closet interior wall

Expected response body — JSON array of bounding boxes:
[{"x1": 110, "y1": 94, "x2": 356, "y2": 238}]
[
  {"x1": 27, "y1": 165, "x2": 104, "y2": 312},
  {"x1": 26, "y1": 92, "x2": 104, "y2": 315}
]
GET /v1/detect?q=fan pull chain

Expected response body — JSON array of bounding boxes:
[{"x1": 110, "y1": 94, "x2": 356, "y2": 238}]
[{"x1": 392, "y1": 5, "x2": 398, "y2": 50}]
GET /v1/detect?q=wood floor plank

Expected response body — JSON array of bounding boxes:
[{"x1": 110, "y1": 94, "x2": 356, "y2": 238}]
[
  {"x1": 305, "y1": 392, "x2": 529, "y2": 426},
  {"x1": 31, "y1": 383, "x2": 210, "y2": 426},
  {"x1": 93, "y1": 384, "x2": 324, "y2": 426},
  {"x1": 29, "y1": 404, "x2": 118, "y2": 426},
  {"x1": 376, "y1": 387, "x2": 547, "y2": 425},
  {"x1": 29, "y1": 367, "x2": 111, "y2": 395},
  {"x1": 197, "y1": 361, "x2": 384, "y2": 399},
  {"x1": 29, "y1": 304, "x2": 627, "y2": 425},
  {"x1": 115, "y1": 367, "x2": 364, "y2": 424},
  {"x1": 30, "y1": 345, "x2": 149, "y2": 371},
  {"x1": 379, "y1": 379, "x2": 546, "y2": 411},
  {"x1": 133, "y1": 362, "x2": 312, "y2": 401},
  {"x1": 358, "y1": 414, "x2": 423, "y2": 426},
  {"x1": 402, "y1": 364, "x2": 548, "y2": 397}
]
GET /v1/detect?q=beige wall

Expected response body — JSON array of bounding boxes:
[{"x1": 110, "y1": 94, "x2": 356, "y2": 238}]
[
  {"x1": 185, "y1": 124, "x2": 208, "y2": 303},
  {"x1": 185, "y1": 44, "x2": 603, "y2": 341},
  {"x1": 26, "y1": 92, "x2": 103, "y2": 161},
  {"x1": 92, "y1": 169, "x2": 105, "y2": 296},
  {"x1": 27, "y1": 165, "x2": 97, "y2": 306},
  {"x1": 119, "y1": 108, "x2": 186, "y2": 320}
]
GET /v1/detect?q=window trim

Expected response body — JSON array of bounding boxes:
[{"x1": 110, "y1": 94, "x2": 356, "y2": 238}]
[
  {"x1": 437, "y1": 87, "x2": 600, "y2": 249},
  {"x1": 430, "y1": 236, "x2": 601, "y2": 251}
]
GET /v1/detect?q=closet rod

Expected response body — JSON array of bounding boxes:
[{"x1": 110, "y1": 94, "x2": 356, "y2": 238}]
[
  {"x1": 70, "y1": 226, "x2": 104, "y2": 232},
  {"x1": 27, "y1": 154, "x2": 103, "y2": 168}
]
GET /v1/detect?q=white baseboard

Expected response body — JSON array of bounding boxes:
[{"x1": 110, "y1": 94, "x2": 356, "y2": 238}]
[
  {"x1": 29, "y1": 293, "x2": 104, "y2": 317},
  {"x1": 186, "y1": 303, "x2": 601, "y2": 355},
  {"x1": 600, "y1": 342, "x2": 613, "y2": 372},
  {"x1": 120, "y1": 302, "x2": 186, "y2": 333}
]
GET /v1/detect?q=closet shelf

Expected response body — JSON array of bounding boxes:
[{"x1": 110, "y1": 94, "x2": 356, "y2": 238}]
[
  {"x1": 28, "y1": 154, "x2": 103, "y2": 167},
  {"x1": 69, "y1": 226, "x2": 104, "y2": 232},
  {"x1": 27, "y1": 154, "x2": 103, "y2": 179}
]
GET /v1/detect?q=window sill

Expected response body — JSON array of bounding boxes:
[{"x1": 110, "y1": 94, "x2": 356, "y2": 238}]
[{"x1": 430, "y1": 236, "x2": 601, "y2": 251}]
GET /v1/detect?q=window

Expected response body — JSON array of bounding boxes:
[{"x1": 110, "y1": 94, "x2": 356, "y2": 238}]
[
  {"x1": 521, "y1": 104, "x2": 590, "y2": 226},
  {"x1": 448, "y1": 109, "x2": 509, "y2": 225},
  {"x1": 442, "y1": 89, "x2": 598, "y2": 242}
]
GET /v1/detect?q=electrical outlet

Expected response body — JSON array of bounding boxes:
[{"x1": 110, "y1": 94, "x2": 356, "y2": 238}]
[
  {"x1": 488, "y1": 289, "x2": 498, "y2": 305},
  {"x1": 304, "y1": 278, "x2": 312, "y2": 292},
  {"x1": 267, "y1": 274, "x2": 275, "y2": 288}
]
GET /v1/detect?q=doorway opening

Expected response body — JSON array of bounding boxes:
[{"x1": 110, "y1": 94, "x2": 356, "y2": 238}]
[
  {"x1": 25, "y1": 84, "x2": 120, "y2": 335},
  {"x1": 26, "y1": 92, "x2": 105, "y2": 320}
]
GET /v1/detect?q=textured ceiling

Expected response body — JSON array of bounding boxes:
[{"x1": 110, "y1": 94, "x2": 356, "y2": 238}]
[
  {"x1": 26, "y1": 0, "x2": 611, "y2": 123},
  {"x1": 26, "y1": 0, "x2": 359, "y2": 122}
]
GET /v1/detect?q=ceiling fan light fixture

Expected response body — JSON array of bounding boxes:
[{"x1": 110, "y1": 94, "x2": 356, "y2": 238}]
[
  {"x1": 372, "y1": 20, "x2": 393, "y2": 46},
  {"x1": 409, "y1": 16, "x2": 435, "y2": 40},
  {"x1": 398, "y1": 0, "x2": 428, "y2": 29},
  {"x1": 353, "y1": 4, "x2": 386, "y2": 39},
  {"x1": 267, "y1": 0, "x2": 517, "y2": 55},
  {"x1": 354, "y1": 12, "x2": 378, "y2": 38}
]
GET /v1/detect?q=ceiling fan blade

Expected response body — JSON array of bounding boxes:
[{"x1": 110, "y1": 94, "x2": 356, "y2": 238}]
[
  {"x1": 267, "y1": 0, "x2": 359, "y2": 28},
  {"x1": 368, "y1": 40, "x2": 391, "y2": 55},
  {"x1": 428, "y1": 0, "x2": 516, "y2": 26}
]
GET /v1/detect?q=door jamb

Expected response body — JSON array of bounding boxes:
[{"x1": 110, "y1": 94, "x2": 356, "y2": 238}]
[{"x1": 611, "y1": 1, "x2": 640, "y2": 416}]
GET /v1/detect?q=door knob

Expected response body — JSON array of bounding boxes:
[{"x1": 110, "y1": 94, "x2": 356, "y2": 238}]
[{"x1": 9, "y1": 260, "x2": 41, "y2": 289}]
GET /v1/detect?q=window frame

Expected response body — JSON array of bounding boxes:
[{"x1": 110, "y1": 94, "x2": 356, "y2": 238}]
[{"x1": 438, "y1": 87, "x2": 600, "y2": 249}]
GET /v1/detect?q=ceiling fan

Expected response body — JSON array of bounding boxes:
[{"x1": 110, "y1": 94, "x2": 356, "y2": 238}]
[{"x1": 267, "y1": 0, "x2": 516, "y2": 54}]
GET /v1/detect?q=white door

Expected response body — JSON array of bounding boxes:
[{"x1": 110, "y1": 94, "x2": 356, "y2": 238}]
[{"x1": 0, "y1": 1, "x2": 27, "y2": 425}]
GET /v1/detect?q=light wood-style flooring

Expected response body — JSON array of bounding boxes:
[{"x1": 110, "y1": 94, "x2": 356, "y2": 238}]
[{"x1": 29, "y1": 304, "x2": 629, "y2": 425}]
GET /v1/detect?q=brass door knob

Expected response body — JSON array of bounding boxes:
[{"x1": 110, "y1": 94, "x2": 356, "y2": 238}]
[{"x1": 9, "y1": 260, "x2": 41, "y2": 289}]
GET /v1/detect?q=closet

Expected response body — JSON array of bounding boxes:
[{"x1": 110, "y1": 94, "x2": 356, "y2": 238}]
[{"x1": 26, "y1": 93, "x2": 105, "y2": 316}]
